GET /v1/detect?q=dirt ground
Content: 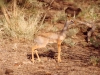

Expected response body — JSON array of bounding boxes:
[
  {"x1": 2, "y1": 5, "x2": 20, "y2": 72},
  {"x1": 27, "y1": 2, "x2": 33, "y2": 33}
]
[
  {"x1": 0, "y1": 0, "x2": 100, "y2": 75},
  {"x1": 0, "y1": 35, "x2": 100, "y2": 75}
]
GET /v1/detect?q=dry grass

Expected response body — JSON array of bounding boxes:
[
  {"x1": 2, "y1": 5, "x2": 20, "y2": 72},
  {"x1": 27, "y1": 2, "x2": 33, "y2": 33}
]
[
  {"x1": 0, "y1": 0, "x2": 100, "y2": 43},
  {"x1": 78, "y1": 0, "x2": 99, "y2": 22},
  {"x1": 0, "y1": 0, "x2": 45, "y2": 41},
  {"x1": 52, "y1": 10, "x2": 66, "y2": 23},
  {"x1": 63, "y1": 28, "x2": 80, "y2": 47},
  {"x1": 90, "y1": 56, "x2": 100, "y2": 66},
  {"x1": 3, "y1": 9, "x2": 42, "y2": 40}
]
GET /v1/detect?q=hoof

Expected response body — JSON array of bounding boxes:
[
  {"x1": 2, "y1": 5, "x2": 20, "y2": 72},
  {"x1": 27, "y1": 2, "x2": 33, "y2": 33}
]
[
  {"x1": 31, "y1": 59, "x2": 34, "y2": 63},
  {"x1": 38, "y1": 59, "x2": 41, "y2": 62},
  {"x1": 58, "y1": 58, "x2": 61, "y2": 63}
]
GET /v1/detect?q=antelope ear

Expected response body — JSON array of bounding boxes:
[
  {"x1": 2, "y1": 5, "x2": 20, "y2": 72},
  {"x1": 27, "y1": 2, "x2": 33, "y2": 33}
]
[
  {"x1": 65, "y1": 7, "x2": 82, "y2": 17},
  {"x1": 77, "y1": 8, "x2": 82, "y2": 12},
  {"x1": 65, "y1": 7, "x2": 72, "y2": 13}
]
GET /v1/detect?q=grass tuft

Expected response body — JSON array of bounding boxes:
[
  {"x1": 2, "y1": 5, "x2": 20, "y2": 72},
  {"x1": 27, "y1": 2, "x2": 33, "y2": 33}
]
[{"x1": 2, "y1": 8, "x2": 42, "y2": 40}]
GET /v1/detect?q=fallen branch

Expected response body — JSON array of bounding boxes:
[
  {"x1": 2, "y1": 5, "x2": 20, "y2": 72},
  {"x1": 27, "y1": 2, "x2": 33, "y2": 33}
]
[{"x1": 75, "y1": 19, "x2": 93, "y2": 28}]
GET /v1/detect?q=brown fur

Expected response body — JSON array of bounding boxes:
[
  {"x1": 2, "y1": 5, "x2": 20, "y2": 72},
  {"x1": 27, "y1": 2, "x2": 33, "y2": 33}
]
[
  {"x1": 65, "y1": 6, "x2": 81, "y2": 17},
  {"x1": 32, "y1": 20, "x2": 74, "y2": 63}
]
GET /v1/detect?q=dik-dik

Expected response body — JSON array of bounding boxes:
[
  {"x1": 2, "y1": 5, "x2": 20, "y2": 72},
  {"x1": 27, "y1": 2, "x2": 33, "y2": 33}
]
[{"x1": 32, "y1": 20, "x2": 74, "y2": 63}]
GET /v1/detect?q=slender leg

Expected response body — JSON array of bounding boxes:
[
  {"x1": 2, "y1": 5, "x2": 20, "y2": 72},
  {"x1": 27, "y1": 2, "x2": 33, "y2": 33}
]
[
  {"x1": 57, "y1": 39, "x2": 62, "y2": 62},
  {"x1": 32, "y1": 47, "x2": 34, "y2": 63},
  {"x1": 35, "y1": 50, "x2": 41, "y2": 62},
  {"x1": 87, "y1": 30, "x2": 92, "y2": 42}
]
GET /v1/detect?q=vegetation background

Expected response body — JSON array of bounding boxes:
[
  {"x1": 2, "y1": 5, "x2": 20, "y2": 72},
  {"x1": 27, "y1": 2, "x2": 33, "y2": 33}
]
[{"x1": 0, "y1": 0, "x2": 100, "y2": 75}]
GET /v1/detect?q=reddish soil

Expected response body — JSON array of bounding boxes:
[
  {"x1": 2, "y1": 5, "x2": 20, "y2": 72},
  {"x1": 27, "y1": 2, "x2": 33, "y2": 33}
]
[
  {"x1": 0, "y1": 0, "x2": 100, "y2": 75},
  {"x1": 0, "y1": 35, "x2": 100, "y2": 75}
]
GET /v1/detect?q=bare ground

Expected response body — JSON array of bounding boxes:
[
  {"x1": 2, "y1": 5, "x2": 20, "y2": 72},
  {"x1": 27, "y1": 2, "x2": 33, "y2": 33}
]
[
  {"x1": 0, "y1": 1, "x2": 100, "y2": 75},
  {"x1": 0, "y1": 36, "x2": 100, "y2": 75}
]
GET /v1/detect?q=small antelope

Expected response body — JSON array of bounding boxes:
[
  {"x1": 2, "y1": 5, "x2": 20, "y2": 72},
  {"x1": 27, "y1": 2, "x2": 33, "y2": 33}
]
[{"x1": 32, "y1": 20, "x2": 74, "y2": 63}]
